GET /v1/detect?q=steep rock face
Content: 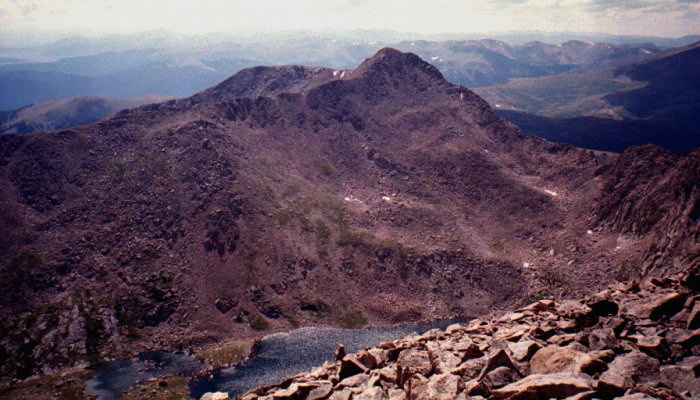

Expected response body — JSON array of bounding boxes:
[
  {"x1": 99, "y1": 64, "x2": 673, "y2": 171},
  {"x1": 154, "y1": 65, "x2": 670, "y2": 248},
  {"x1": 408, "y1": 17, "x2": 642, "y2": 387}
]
[
  {"x1": 596, "y1": 145, "x2": 700, "y2": 275},
  {"x1": 0, "y1": 48, "x2": 695, "y2": 379}
]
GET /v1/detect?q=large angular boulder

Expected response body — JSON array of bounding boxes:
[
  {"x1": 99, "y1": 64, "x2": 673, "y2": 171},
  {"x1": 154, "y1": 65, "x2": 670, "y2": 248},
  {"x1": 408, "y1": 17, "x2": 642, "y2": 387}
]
[
  {"x1": 659, "y1": 356, "x2": 700, "y2": 398},
  {"x1": 339, "y1": 355, "x2": 369, "y2": 380},
  {"x1": 483, "y1": 366, "x2": 520, "y2": 389},
  {"x1": 354, "y1": 387, "x2": 388, "y2": 400},
  {"x1": 452, "y1": 357, "x2": 487, "y2": 379},
  {"x1": 687, "y1": 300, "x2": 700, "y2": 329},
  {"x1": 306, "y1": 382, "x2": 334, "y2": 400},
  {"x1": 432, "y1": 350, "x2": 462, "y2": 373},
  {"x1": 507, "y1": 340, "x2": 541, "y2": 362},
  {"x1": 597, "y1": 351, "x2": 660, "y2": 396},
  {"x1": 629, "y1": 292, "x2": 685, "y2": 320},
  {"x1": 478, "y1": 349, "x2": 520, "y2": 379},
  {"x1": 426, "y1": 373, "x2": 460, "y2": 400},
  {"x1": 492, "y1": 373, "x2": 593, "y2": 400},
  {"x1": 530, "y1": 345, "x2": 606, "y2": 375},
  {"x1": 633, "y1": 335, "x2": 669, "y2": 360},
  {"x1": 588, "y1": 328, "x2": 618, "y2": 351},
  {"x1": 397, "y1": 348, "x2": 432, "y2": 376},
  {"x1": 556, "y1": 300, "x2": 594, "y2": 330}
]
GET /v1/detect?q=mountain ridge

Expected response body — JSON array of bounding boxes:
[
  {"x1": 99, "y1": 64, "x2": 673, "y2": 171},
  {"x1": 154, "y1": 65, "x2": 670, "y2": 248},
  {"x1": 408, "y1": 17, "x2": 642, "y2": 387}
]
[
  {"x1": 0, "y1": 48, "x2": 697, "y2": 387},
  {"x1": 479, "y1": 41, "x2": 700, "y2": 154}
]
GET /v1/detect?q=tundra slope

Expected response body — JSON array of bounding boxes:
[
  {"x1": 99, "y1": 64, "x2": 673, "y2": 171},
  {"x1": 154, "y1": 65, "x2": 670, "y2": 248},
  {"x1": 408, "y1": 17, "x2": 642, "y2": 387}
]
[{"x1": 0, "y1": 48, "x2": 697, "y2": 381}]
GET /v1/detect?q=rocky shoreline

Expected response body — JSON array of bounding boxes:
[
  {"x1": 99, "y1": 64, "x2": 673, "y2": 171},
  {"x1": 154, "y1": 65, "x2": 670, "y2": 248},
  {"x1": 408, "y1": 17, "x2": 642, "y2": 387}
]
[{"x1": 230, "y1": 267, "x2": 699, "y2": 400}]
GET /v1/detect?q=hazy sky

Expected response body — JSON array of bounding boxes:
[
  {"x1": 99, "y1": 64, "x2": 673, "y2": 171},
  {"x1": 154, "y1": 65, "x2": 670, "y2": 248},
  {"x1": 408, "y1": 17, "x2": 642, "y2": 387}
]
[{"x1": 1, "y1": 0, "x2": 699, "y2": 41}]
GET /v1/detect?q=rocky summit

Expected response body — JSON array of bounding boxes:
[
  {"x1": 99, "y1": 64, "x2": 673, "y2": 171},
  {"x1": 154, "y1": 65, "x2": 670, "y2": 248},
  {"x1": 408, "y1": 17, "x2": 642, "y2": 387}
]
[{"x1": 236, "y1": 268, "x2": 699, "y2": 400}]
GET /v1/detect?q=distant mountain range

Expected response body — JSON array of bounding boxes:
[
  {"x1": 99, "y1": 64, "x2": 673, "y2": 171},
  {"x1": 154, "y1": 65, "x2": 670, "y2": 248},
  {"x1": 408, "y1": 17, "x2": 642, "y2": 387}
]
[
  {"x1": 394, "y1": 40, "x2": 660, "y2": 88},
  {"x1": 0, "y1": 37, "x2": 664, "y2": 111},
  {"x1": 2, "y1": 34, "x2": 698, "y2": 155},
  {"x1": 0, "y1": 95, "x2": 172, "y2": 135},
  {"x1": 479, "y1": 42, "x2": 700, "y2": 154}
]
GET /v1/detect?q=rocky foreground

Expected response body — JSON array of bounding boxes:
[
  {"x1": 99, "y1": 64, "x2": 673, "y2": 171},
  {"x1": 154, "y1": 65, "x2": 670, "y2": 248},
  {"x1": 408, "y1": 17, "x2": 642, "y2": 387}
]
[{"x1": 232, "y1": 268, "x2": 699, "y2": 400}]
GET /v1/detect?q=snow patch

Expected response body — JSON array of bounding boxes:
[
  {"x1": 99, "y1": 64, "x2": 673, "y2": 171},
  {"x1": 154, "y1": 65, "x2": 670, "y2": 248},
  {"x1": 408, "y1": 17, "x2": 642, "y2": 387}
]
[
  {"x1": 587, "y1": 230, "x2": 594, "y2": 235},
  {"x1": 382, "y1": 196, "x2": 391, "y2": 202},
  {"x1": 641, "y1": 49, "x2": 652, "y2": 54},
  {"x1": 333, "y1": 70, "x2": 339, "y2": 77},
  {"x1": 494, "y1": 104, "x2": 502, "y2": 108},
  {"x1": 431, "y1": 56, "x2": 440, "y2": 61},
  {"x1": 544, "y1": 189, "x2": 558, "y2": 197},
  {"x1": 340, "y1": 71, "x2": 346, "y2": 78}
]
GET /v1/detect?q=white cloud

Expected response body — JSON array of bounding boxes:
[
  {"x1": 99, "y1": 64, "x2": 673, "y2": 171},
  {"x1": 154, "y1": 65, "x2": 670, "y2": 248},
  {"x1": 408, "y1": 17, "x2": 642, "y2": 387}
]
[{"x1": 0, "y1": 0, "x2": 698, "y2": 38}]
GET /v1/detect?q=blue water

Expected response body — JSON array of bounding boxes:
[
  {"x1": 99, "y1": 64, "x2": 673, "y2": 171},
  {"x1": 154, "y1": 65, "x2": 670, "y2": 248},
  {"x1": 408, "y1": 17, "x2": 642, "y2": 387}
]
[
  {"x1": 190, "y1": 319, "x2": 467, "y2": 398},
  {"x1": 85, "y1": 352, "x2": 205, "y2": 400},
  {"x1": 85, "y1": 319, "x2": 468, "y2": 400}
]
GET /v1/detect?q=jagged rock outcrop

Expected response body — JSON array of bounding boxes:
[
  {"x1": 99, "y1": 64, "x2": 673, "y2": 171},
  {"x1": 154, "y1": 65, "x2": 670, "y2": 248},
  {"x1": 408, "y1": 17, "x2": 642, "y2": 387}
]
[
  {"x1": 238, "y1": 268, "x2": 700, "y2": 400},
  {"x1": 596, "y1": 145, "x2": 700, "y2": 275}
]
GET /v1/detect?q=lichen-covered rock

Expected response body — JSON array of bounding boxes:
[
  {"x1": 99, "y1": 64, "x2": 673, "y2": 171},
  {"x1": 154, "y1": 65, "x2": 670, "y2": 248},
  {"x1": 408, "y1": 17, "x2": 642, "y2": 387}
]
[
  {"x1": 483, "y1": 366, "x2": 520, "y2": 389},
  {"x1": 396, "y1": 348, "x2": 432, "y2": 376}
]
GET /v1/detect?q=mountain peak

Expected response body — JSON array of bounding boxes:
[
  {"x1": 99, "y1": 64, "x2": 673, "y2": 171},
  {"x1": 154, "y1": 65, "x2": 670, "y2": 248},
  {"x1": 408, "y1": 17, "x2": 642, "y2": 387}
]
[
  {"x1": 191, "y1": 65, "x2": 334, "y2": 103},
  {"x1": 353, "y1": 47, "x2": 445, "y2": 82}
]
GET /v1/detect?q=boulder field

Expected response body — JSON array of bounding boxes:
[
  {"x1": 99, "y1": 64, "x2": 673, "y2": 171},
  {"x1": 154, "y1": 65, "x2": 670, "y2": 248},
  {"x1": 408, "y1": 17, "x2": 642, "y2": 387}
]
[{"x1": 231, "y1": 267, "x2": 699, "y2": 400}]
